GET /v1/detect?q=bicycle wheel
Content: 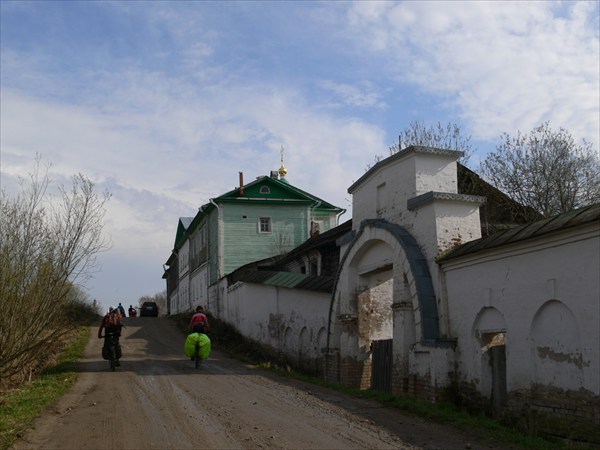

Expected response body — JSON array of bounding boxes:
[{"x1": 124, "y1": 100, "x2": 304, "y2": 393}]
[
  {"x1": 110, "y1": 345, "x2": 116, "y2": 371},
  {"x1": 195, "y1": 343, "x2": 200, "y2": 369}
]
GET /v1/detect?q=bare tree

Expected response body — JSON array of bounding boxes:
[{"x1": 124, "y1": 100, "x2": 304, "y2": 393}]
[
  {"x1": 380, "y1": 120, "x2": 473, "y2": 166},
  {"x1": 0, "y1": 158, "x2": 111, "y2": 382},
  {"x1": 480, "y1": 122, "x2": 600, "y2": 219}
]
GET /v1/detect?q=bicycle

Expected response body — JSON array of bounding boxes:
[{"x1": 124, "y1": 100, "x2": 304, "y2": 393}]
[
  {"x1": 102, "y1": 332, "x2": 119, "y2": 371},
  {"x1": 194, "y1": 342, "x2": 201, "y2": 369}
]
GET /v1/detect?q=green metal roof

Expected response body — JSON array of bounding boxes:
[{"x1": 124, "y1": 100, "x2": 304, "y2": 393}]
[
  {"x1": 438, "y1": 203, "x2": 600, "y2": 262},
  {"x1": 263, "y1": 272, "x2": 309, "y2": 288},
  {"x1": 216, "y1": 175, "x2": 342, "y2": 212},
  {"x1": 174, "y1": 217, "x2": 194, "y2": 249}
]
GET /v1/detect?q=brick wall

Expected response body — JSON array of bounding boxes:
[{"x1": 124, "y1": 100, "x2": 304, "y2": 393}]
[
  {"x1": 454, "y1": 380, "x2": 600, "y2": 444},
  {"x1": 504, "y1": 386, "x2": 600, "y2": 444},
  {"x1": 324, "y1": 352, "x2": 340, "y2": 384}
]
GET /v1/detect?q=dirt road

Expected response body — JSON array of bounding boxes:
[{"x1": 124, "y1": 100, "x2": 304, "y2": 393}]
[{"x1": 12, "y1": 317, "x2": 514, "y2": 450}]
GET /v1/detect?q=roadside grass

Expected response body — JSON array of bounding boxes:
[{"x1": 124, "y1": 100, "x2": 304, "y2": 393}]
[
  {"x1": 172, "y1": 313, "x2": 594, "y2": 450},
  {"x1": 0, "y1": 326, "x2": 90, "y2": 450}
]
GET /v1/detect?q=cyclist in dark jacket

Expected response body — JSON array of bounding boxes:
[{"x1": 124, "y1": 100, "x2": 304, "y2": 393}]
[{"x1": 98, "y1": 307, "x2": 123, "y2": 366}]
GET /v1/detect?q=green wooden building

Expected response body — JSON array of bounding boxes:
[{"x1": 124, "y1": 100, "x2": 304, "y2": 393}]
[{"x1": 164, "y1": 166, "x2": 345, "y2": 315}]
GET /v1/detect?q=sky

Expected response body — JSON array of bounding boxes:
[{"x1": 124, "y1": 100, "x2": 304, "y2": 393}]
[{"x1": 1, "y1": 1, "x2": 599, "y2": 314}]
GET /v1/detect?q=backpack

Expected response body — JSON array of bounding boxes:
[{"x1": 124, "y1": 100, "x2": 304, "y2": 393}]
[
  {"x1": 106, "y1": 312, "x2": 122, "y2": 330},
  {"x1": 191, "y1": 312, "x2": 206, "y2": 325}
]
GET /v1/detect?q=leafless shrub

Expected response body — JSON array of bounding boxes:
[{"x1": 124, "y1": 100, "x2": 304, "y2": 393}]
[
  {"x1": 0, "y1": 157, "x2": 111, "y2": 383},
  {"x1": 480, "y1": 122, "x2": 600, "y2": 219}
]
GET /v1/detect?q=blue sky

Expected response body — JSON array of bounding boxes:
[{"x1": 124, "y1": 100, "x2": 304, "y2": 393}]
[{"x1": 1, "y1": 1, "x2": 599, "y2": 313}]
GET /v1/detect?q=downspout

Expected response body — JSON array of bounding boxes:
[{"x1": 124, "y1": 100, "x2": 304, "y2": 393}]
[
  {"x1": 209, "y1": 198, "x2": 221, "y2": 316},
  {"x1": 336, "y1": 208, "x2": 347, "y2": 226},
  {"x1": 309, "y1": 200, "x2": 322, "y2": 237}
]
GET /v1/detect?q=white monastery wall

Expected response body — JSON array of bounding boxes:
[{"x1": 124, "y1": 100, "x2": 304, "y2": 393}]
[
  {"x1": 441, "y1": 226, "x2": 600, "y2": 395},
  {"x1": 414, "y1": 154, "x2": 459, "y2": 195},
  {"x1": 351, "y1": 156, "x2": 416, "y2": 227},
  {"x1": 223, "y1": 280, "x2": 330, "y2": 359}
]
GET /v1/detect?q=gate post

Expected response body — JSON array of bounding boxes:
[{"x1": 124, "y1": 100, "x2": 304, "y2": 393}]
[{"x1": 392, "y1": 301, "x2": 415, "y2": 395}]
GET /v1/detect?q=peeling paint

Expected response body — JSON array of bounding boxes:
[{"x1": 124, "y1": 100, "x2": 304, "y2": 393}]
[
  {"x1": 268, "y1": 313, "x2": 283, "y2": 338},
  {"x1": 537, "y1": 346, "x2": 584, "y2": 368}
]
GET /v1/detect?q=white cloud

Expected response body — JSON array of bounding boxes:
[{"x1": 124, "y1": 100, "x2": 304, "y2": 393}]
[
  {"x1": 0, "y1": 62, "x2": 382, "y2": 244},
  {"x1": 318, "y1": 80, "x2": 386, "y2": 109},
  {"x1": 2, "y1": 1, "x2": 597, "y2": 308},
  {"x1": 341, "y1": 1, "x2": 600, "y2": 149}
]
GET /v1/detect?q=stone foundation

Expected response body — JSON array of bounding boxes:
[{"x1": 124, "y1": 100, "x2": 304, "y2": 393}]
[{"x1": 504, "y1": 385, "x2": 600, "y2": 444}]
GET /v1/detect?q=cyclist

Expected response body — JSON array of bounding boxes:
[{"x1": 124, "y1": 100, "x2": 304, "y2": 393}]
[
  {"x1": 128, "y1": 304, "x2": 137, "y2": 317},
  {"x1": 98, "y1": 307, "x2": 123, "y2": 366},
  {"x1": 189, "y1": 305, "x2": 210, "y2": 334}
]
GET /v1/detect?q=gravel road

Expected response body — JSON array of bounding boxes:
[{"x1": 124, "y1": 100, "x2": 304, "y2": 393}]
[{"x1": 12, "y1": 317, "x2": 516, "y2": 450}]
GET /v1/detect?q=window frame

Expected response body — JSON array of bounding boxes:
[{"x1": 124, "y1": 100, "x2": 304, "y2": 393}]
[{"x1": 258, "y1": 217, "x2": 272, "y2": 233}]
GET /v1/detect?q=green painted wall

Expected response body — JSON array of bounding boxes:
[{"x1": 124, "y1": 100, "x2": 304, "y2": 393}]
[{"x1": 221, "y1": 203, "x2": 308, "y2": 275}]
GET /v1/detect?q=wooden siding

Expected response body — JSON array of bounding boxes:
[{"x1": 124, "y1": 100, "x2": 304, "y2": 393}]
[{"x1": 221, "y1": 203, "x2": 309, "y2": 275}]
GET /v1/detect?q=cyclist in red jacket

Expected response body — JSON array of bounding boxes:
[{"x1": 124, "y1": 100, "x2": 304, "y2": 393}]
[{"x1": 189, "y1": 305, "x2": 210, "y2": 334}]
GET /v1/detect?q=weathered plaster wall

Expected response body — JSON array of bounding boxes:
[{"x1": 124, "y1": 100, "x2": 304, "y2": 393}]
[
  {"x1": 222, "y1": 280, "x2": 330, "y2": 365},
  {"x1": 350, "y1": 148, "x2": 461, "y2": 229},
  {"x1": 442, "y1": 226, "x2": 600, "y2": 396},
  {"x1": 349, "y1": 148, "x2": 482, "y2": 312},
  {"x1": 351, "y1": 155, "x2": 417, "y2": 226}
]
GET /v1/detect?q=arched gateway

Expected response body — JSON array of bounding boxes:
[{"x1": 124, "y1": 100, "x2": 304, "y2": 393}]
[
  {"x1": 325, "y1": 218, "x2": 443, "y2": 392},
  {"x1": 324, "y1": 146, "x2": 483, "y2": 398}
]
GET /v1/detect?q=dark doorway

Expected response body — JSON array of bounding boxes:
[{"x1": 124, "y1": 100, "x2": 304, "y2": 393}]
[{"x1": 371, "y1": 339, "x2": 393, "y2": 393}]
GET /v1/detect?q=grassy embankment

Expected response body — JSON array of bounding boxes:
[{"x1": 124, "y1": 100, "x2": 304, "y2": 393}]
[{"x1": 0, "y1": 312, "x2": 96, "y2": 450}]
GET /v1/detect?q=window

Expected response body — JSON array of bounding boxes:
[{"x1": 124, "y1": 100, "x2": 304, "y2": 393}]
[
  {"x1": 260, "y1": 186, "x2": 270, "y2": 194},
  {"x1": 259, "y1": 217, "x2": 272, "y2": 233}
]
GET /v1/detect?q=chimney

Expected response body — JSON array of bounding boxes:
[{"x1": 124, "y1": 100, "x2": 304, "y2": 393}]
[{"x1": 239, "y1": 172, "x2": 244, "y2": 196}]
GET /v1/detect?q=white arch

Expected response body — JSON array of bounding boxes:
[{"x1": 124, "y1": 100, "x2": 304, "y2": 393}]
[
  {"x1": 327, "y1": 219, "x2": 440, "y2": 353},
  {"x1": 530, "y1": 300, "x2": 583, "y2": 390}
]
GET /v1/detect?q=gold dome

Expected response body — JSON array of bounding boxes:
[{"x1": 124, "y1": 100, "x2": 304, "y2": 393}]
[{"x1": 279, "y1": 145, "x2": 287, "y2": 178}]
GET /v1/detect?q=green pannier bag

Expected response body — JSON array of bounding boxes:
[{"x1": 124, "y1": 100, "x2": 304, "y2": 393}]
[{"x1": 184, "y1": 332, "x2": 211, "y2": 360}]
